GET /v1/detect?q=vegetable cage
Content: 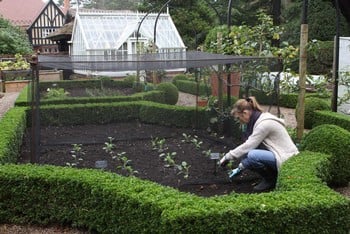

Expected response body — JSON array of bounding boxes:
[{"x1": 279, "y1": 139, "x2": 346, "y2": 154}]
[{"x1": 27, "y1": 51, "x2": 280, "y2": 162}]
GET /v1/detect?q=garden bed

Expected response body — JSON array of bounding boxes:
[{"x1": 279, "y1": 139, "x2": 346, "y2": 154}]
[{"x1": 19, "y1": 121, "x2": 260, "y2": 197}]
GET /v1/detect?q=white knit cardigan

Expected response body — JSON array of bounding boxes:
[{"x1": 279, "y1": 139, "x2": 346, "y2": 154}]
[{"x1": 224, "y1": 112, "x2": 299, "y2": 170}]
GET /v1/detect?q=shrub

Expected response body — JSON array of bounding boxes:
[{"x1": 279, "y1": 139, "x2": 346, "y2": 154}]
[
  {"x1": 156, "y1": 82, "x2": 179, "y2": 105},
  {"x1": 172, "y1": 73, "x2": 191, "y2": 84},
  {"x1": 313, "y1": 110, "x2": 350, "y2": 131},
  {"x1": 300, "y1": 124, "x2": 350, "y2": 186},
  {"x1": 298, "y1": 97, "x2": 330, "y2": 129}
]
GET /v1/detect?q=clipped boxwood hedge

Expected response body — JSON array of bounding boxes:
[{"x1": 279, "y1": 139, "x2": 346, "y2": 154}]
[
  {"x1": 0, "y1": 152, "x2": 349, "y2": 233},
  {"x1": 0, "y1": 96, "x2": 349, "y2": 232},
  {"x1": 172, "y1": 79, "x2": 211, "y2": 97},
  {"x1": 156, "y1": 82, "x2": 179, "y2": 105},
  {"x1": 302, "y1": 97, "x2": 331, "y2": 129},
  {"x1": 35, "y1": 101, "x2": 210, "y2": 129},
  {"x1": 300, "y1": 124, "x2": 350, "y2": 185},
  {"x1": 0, "y1": 107, "x2": 27, "y2": 164},
  {"x1": 313, "y1": 110, "x2": 350, "y2": 131}
]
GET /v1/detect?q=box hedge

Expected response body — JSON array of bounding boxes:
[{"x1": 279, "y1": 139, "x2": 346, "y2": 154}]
[
  {"x1": 0, "y1": 104, "x2": 349, "y2": 232},
  {"x1": 300, "y1": 124, "x2": 350, "y2": 186},
  {"x1": 0, "y1": 82, "x2": 349, "y2": 232}
]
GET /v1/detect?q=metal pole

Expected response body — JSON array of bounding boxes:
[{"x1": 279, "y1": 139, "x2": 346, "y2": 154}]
[
  {"x1": 332, "y1": 0, "x2": 340, "y2": 112},
  {"x1": 226, "y1": 0, "x2": 233, "y2": 107},
  {"x1": 153, "y1": 0, "x2": 172, "y2": 46},
  {"x1": 136, "y1": 10, "x2": 155, "y2": 84},
  {"x1": 29, "y1": 54, "x2": 40, "y2": 163}
]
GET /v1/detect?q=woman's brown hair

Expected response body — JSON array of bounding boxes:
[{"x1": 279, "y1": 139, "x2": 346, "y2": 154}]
[{"x1": 231, "y1": 96, "x2": 264, "y2": 116}]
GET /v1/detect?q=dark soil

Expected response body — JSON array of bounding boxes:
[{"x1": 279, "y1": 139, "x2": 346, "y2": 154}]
[{"x1": 19, "y1": 122, "x2": 263, "y2": 197}]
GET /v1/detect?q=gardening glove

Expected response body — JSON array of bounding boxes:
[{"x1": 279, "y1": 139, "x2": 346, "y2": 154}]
[
  {"x1": 219, "y1": 153, "x2": 230, "y2": 168},
  {"x1": 228, "y1": 167, "x2": 241, "y2": 180}
]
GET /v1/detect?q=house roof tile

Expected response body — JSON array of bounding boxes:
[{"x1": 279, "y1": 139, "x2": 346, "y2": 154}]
[{"x1": 0, "y1": 0, "x2": 46, "y2": 27}]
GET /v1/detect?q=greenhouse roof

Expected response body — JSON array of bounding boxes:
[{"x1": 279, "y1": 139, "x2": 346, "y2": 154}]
[
  {"x1": 38, "y1": 51, "x2": 275, "y2": 71},
  {"x1": 71, "y1": 9, "x2": 186, "y2": 50}
]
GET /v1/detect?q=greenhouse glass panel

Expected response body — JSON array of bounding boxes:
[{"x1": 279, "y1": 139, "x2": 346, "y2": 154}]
[{"x1": 71, "y1": 10, "x2": 186, "y2": 56}]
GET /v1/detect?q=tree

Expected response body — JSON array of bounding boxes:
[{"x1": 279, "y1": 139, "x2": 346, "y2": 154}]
[
  {"x1": 204, "y1": 11, "x2": 298, "y2": 97},
  {"x1": 0, "y1": 18, "x2": 32, "y2": 55},
  {"x1": 138, "y1": 0, "x2": 217, "y2": 49},
  {"x1": 281, "y1": 0, "x2": 350, "y2": 44}
]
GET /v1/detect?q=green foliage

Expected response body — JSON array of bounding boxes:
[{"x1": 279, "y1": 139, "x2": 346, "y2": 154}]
[
  {"x1": 66, "y1": 144, "x2": 84, "y2": 167},
  {"x1": 301, "y1": 97, "x2": 331, "y2": 129},
  {"x1": 43, "y1": 88, "x2": 69, "y2": 99},
  {"x1": 0, "y1": 18, "x2": 33, "y2": 55},
  {"x1": 0, "y1": 107, "x2": 27, "y2": 163},
  {"x1": 205, "y1": 11, "x2": 298, "y2": 98},
  {"x1": 0, "y1": 54, "x2": 30, "y2": 71},
  {"x1": 313, "y1": 110, "x2": 350, "y2": 131},
  {"x1": 281, "y1": 0, "x2": 350, "y2": 45},
  {"x1": 0, "y1": 151, "x2": 349, "y2": 232},
  {"x1": 300, "y1": 124, "x2": 350, "y2": 186},
  {"x1": 156, "y1": 82, "x2": 179, "y2": 105},
  {"x1": 173, "y1": 79, "x2": 211, "y2": 97},
  {"x1": 139, "y1": 102, "x2": 210, "y2": 129},
  {"x1": 307, "y1": 40, "x2": 334, "y2": 75}
]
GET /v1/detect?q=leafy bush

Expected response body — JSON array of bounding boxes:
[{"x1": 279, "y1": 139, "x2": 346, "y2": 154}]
[
  {"x1": 172, "y1": 73, "x2": 191, "y2": 83},
  {"x1": 300, "y1": 124, "x2": 350, "y2": 185},
  {"x1": 156, "y1": 82, "x2": 179, "y2": 105},
  {"x1": 0, "y1": 54, "x2": 30, "y2": 71},
  {"x1": 298, "y1": 97, "x2": 330, "y2": 129},
  {"x1": 0, "y1": 18, "x2": 32, "y2": 55},
  {"x1": 43, "y1": 88, "x2": 69, "y2": 99}
]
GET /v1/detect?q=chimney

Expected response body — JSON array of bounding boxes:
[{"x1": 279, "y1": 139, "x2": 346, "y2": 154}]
[{"x1": 63, "y1": 0, "x2": 70, "y2": 14}]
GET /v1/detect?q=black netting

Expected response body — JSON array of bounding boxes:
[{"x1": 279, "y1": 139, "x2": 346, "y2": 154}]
[{"x1": 38, "y1": 51, "x2": 271, "y2": 71}]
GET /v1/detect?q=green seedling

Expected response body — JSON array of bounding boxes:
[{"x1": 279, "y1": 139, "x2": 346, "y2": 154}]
[
  {"x1": 117, "y1": 155, "x2": 138, "y2": 177},
  {"x1": 103, "y1": 137, "x2": 116, "y2": 158},
  {"x1": 202, "y1": 149, "x2": 212, "y2": 157},
  {"x1": 151, "y1": 137, "x2": 167, "y2": 152},
  {"x1": 159, "y1": 152, "x2": 177, "y2": 168},
  {"x1": 66, "y1": 143, "x2": 84, "y2": 167},
  {"x1": 191, "y1": 135, "x2": 203, "y2": 149},
  {"x1": 181, "y1": 133, "x2": 192, "y2": 143},
  {"x1": 177, "y1": 161, "x2": 191, "y2": 179}
]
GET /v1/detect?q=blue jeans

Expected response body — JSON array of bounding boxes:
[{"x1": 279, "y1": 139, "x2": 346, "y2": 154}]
[{"x1": 241, "y1": 149, "x2": 277, "y2": 171}]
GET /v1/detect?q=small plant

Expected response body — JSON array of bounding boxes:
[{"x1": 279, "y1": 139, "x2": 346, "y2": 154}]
[
  {"x1": 202, "y1": 149, "x2": 212, "y2": 157},
  {"x1": 66, "y1": 143, "x2": 84, "y2": 167},
  {"x1": 191, "y1": 135, "x2": 203, "y2": 149},
  {"x1": 151, "y1": 137, "x2": 167, "y2": 152},
  {"x1": 181, "y1": 133, "x2": 192, "y2": 143},
  {"x1": 117, "y1": 154, "x2": 138, "y2": 176},
  {"x1": 159, "y1": 152, "x2": 177, "y2": 168},
  {"x1": 103, "y1": 137, "x2": 116, "y2": 158},
  {"x1": 176, "y1": 161, "x2": 191, "y2": 179},
  {"x1": 103, "y1": 137, "x2": 137, "y2": 177}
]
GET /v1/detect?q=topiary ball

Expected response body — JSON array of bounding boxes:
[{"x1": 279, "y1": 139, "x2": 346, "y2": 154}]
[
  {"x1": 296, "y1": 97, "x2": 330, "y2": 129},
  {"x1": 156, "y1": 82, "x2": 179, "y2": 105},
  {"x1": 300, "y1": 124, "x2": 350, "y2": 186}
]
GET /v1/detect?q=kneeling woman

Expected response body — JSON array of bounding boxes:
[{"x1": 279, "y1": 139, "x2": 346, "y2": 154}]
[{"x1": 220, "y1": 97, "x2": 299, "y2": 192}]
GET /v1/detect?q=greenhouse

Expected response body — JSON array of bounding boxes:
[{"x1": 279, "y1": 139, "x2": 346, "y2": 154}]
[{"x1": 70, "y1": 9, "x2": 186, "y2": 76}]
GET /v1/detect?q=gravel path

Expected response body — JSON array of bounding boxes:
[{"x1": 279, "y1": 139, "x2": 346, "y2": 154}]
[{"x1": 0, "y1": 92, "x2": 20, "y2": 119}]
